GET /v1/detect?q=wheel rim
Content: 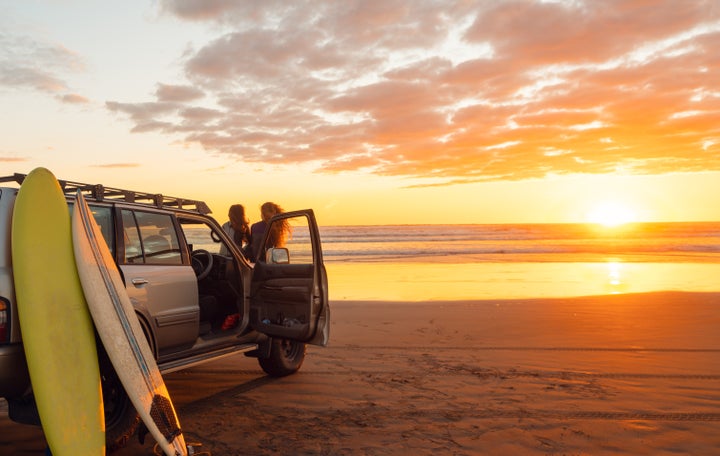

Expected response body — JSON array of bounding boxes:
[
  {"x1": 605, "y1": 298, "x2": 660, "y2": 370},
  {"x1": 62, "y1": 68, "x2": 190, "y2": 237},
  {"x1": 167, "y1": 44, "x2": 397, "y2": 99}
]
[{"x1": 280, "y1": 339, "x2": 302, "y2": 359}]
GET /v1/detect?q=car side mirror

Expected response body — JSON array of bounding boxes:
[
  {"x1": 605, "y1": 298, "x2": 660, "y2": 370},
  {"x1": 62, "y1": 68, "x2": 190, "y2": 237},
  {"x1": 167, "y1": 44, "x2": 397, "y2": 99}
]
[{"x1": 266, "y1": 247, "x2": 290, "y2": 264}]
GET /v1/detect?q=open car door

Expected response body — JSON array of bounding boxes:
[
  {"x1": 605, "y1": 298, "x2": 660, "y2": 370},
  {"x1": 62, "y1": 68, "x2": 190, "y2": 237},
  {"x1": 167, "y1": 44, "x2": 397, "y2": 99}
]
[{"x1": 250, "y1": 209, "x2": 329, "y2": 346}]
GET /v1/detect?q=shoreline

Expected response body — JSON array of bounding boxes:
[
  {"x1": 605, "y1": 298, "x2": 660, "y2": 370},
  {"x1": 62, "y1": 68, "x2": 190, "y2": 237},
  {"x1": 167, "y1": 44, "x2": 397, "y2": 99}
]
[{"x1": 329, "y1": 289, "x2": 720, "y2": 303}]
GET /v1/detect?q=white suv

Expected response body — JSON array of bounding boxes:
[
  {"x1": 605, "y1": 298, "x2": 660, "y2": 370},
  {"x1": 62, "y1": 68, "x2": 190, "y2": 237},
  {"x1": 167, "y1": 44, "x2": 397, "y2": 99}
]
[{"x1": 0, "y1": 173, "x2": 329, "y2": 452}]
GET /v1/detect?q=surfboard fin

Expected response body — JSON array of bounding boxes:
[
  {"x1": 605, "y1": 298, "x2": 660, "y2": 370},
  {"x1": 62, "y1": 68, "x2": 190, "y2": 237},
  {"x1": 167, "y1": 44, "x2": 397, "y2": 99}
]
[{"x1": 138, "y1": 421, "x2": 149, "y2": 445}]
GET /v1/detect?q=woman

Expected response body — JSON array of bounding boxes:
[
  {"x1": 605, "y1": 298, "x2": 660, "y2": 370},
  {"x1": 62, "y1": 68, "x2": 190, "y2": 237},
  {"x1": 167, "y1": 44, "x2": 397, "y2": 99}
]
[
  {"x1": 247, "y1": 202, "x2": 290, "y2": 262},
  {"x1": 221, "y1": 204, "x2": 250, "y2": 254},
  {"x1": 220, "y1": 204, "x2": 250, "y2": 330}
]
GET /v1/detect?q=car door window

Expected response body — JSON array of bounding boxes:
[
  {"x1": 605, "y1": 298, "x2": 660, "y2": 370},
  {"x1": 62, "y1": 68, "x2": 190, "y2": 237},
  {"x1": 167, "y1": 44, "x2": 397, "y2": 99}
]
[
  {"x1": 69, "y1": 203, "x2": 114, "y2": 255},
  {"x1": 121, "y1": 210, "x2": 143, "y2": 264},
  {"x1": 121, "y1": 209, "x2": 182, "y2": 265},
  {"x1": 267, "y1": 219, "x2": 313, "y2": 265},
  {"x1": 179, "y1": 219, "x2": 227, "y2": 255}
]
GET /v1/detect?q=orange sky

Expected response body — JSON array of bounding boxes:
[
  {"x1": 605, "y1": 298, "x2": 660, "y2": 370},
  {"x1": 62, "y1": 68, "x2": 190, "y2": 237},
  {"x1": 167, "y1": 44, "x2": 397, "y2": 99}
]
[{"x1": 1, "y1": 1, "x2": 720, "y2": 225}]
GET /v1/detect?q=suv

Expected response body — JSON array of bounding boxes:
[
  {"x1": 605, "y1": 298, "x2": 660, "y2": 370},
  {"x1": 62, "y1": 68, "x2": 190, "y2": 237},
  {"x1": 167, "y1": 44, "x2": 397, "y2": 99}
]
[{"x1": 0, "y1": 173, "x2": 329, "y2": 451}]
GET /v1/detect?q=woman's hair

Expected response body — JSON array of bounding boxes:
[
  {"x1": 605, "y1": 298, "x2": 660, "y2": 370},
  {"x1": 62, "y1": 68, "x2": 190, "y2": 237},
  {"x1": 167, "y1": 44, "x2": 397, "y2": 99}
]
[
  {"x1": 228, "y1": 204, "x2": 249, "y2": 245},
  {"x1": 260, "y1": 202, "x2": 281, "y2": 220},
  {"x1": 261, "y1": 202, "x2": 291, "y2": 247}
]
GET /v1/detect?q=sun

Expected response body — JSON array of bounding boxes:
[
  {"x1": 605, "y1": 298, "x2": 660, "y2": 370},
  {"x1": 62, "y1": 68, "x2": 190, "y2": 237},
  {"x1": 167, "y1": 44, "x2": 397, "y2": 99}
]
[{"x1": 585, "y1": 201, "x2": 637, "y2": 227}]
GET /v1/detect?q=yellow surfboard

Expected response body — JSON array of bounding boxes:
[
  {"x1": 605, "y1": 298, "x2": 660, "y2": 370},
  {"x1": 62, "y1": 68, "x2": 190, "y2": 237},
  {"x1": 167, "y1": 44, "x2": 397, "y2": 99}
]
[{"x1": 11, "y1": 167, "x2": 105, "y2": 455}]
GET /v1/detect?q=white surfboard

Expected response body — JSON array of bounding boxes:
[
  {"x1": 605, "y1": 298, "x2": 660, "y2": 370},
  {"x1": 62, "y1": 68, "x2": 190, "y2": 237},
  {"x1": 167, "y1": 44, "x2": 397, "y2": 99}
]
[{"x1": 71, "y1": 190, "x2": 187, "y2": 456}]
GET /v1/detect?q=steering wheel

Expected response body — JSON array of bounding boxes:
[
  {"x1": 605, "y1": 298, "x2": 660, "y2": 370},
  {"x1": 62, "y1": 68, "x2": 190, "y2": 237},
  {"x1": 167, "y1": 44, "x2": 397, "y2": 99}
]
[{"x1": 191, "y1": 249, "x2": 214, "y2": 281}]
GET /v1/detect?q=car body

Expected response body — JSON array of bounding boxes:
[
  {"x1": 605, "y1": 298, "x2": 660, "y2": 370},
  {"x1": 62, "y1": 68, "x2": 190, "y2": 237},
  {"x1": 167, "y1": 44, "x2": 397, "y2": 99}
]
[{"x1": 0, "y1": 173, "x2": 329, "y2": 451}]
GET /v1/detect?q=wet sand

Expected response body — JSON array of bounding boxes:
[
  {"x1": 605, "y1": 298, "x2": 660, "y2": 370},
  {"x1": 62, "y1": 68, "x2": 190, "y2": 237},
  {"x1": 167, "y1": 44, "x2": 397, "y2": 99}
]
[{"x1": 2, "y1": 291, "x2": 720, "y2": 455}]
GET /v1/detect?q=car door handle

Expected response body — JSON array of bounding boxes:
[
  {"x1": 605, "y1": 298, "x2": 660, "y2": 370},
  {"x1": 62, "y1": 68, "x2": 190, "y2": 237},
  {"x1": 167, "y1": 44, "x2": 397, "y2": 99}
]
[{"x1": 131, "y1": 278, "x2": 149, "y2": 286}]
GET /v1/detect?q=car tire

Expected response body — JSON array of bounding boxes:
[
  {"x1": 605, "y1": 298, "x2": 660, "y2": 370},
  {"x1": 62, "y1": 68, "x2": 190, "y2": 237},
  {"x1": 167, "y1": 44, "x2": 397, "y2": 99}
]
[
  {"x1": 98, "y1": 346, "x2": 140, "y2": 453},
  {"x1": 258, "y1": 338, "x2": 306, "y2": 377}
]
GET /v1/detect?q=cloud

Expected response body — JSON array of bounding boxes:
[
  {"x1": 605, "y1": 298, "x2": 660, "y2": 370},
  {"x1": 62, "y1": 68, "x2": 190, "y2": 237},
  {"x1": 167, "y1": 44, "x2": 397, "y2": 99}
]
[
  {"x1": 0, "y1": 32, "x2": 86, "y2": 98},
  {"x1": 89, "y1": 163, "x2": 141, "y2": 168},
  {"x1": 110, "y1": 0, "x2": 720, "y2": 184},
  {"x1": 106, "y1": 101, "x2": 180, "y2": 123},
  {"x1": 465, "y1": 0, "x2": 714, "y2": 64},
  {"x1": 159, "y1": 0, "x2": 247, "y2": 21},
  {"x1": 59, "y1": 93, "x2": 90, "y2": 104},
  {"x1": 155, "y1": 84, "x2": 205, "y2": 102}
]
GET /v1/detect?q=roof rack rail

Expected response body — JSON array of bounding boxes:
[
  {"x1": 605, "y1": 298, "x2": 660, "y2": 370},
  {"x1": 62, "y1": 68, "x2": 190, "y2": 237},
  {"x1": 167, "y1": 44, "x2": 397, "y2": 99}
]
[{"x1": 0, "y1": 173, "x2": 212, "y2": 214}]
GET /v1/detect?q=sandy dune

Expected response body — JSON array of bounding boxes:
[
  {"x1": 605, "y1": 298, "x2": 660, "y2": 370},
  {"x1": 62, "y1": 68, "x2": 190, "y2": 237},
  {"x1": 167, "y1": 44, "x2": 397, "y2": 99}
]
[{"x1": 2, "y1": 291, "x2": 719, "y2": 455}]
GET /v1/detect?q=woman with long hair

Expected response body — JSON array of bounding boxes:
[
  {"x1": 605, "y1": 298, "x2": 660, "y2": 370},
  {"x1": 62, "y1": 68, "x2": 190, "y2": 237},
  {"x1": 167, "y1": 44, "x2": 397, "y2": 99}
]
[
  {"x1": 220, "y1": 204, "x2": 250, "y2": 255},
  {"x1": 262, "y1": 202, "x2": 291, "y2": 248},
  {"x1": 220, "y1": 204, "x2": 250, "y2": 329},
  {"x1": 247, "y1": 202, "x2": 291, "y2": 262}
]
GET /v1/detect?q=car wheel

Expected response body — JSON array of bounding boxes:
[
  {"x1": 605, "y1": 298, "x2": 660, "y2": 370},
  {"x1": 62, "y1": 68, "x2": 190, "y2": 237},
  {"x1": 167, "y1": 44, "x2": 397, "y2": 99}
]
[
  {"x1": 98, "y1": 346, "x2": 140, "y2": 453},
  {"x1": 258, "y1": 338, "x2": 306, "y2": 377}
]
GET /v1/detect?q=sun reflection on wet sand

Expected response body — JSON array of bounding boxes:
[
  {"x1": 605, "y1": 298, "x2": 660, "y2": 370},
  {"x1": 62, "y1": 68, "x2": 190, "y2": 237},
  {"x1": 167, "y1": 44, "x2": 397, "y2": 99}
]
[
  {"x1": 605, "y1": 261, "x2": 627, "y2": 294},
  {"x1": 326, "y1": 260, "x2": 720, "y2": 301}
]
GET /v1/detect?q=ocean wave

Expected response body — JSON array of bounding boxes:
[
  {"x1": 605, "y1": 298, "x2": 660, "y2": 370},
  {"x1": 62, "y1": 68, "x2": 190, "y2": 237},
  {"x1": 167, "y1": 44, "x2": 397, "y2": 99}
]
[
  {"x1": 322, "y1": 244, "x2": 720, "y2": 259},
  {"x1": 316, "y1": 222, "x2": 720, "y2": 262}
]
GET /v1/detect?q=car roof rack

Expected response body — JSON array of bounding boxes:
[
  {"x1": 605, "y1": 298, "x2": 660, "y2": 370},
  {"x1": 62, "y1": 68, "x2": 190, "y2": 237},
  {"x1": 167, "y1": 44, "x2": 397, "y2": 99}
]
[{"x1": 0, "y1": 172, "x2": 212, "y2": 215}]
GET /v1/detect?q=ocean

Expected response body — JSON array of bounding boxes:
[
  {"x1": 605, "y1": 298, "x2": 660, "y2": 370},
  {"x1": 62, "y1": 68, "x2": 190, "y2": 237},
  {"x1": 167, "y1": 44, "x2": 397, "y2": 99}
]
[{"x1": 318, "y1": 222, "x2": 720, "y2": 301}]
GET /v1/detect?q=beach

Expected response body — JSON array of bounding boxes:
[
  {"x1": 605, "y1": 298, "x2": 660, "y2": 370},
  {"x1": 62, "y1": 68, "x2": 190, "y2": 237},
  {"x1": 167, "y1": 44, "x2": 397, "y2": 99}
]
[{"x1": 3, "y1": 291, "x2": 719, "y2": 454}]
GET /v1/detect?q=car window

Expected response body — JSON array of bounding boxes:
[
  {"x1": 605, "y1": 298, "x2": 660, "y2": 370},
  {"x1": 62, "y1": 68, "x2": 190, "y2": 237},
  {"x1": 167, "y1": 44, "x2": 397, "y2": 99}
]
[
  {"x1": 121, "y1": 210, "x2": 143, "y2": 264},
  {"x1": 121, "y1": 209, "x2": 182, "y2": 265},
  {"x1": 179, "y1": 219, "x2": 227, "y2": 255},
  {"x1": 265, "y1": 215, "x2": 314, "y2": 265},
  {"x1": 91, "y1": 206, "x2": 115, "y2": 256},
  {"x1": 69, "y1": 203, "x2": 114, "y2": 256}
]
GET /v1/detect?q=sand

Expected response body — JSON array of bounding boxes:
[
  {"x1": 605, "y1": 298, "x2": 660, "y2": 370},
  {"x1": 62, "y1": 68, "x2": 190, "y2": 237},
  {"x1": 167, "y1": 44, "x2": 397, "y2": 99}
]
[{"x1": 2, "y1": 291, "x2": 719, "y2": 455}]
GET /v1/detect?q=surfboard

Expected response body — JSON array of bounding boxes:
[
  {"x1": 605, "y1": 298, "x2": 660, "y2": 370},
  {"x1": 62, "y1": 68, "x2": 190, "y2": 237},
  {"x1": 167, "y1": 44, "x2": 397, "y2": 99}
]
[
  {"x1": 11, "y1": 167, "x2": 105, "y2": 455},
  {"x1": 72, "y1": 190, "x2": 187, "y2": 456}
]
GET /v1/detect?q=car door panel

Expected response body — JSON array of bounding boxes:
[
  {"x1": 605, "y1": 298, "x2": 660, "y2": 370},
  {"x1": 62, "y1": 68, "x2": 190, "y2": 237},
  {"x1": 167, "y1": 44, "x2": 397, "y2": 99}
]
[
  {"x1": 121, "y1": 264, "x2": 199, "y2": 353},
  {"x1": 250, "y1": 210, "x2": 329, "y2": 346}
]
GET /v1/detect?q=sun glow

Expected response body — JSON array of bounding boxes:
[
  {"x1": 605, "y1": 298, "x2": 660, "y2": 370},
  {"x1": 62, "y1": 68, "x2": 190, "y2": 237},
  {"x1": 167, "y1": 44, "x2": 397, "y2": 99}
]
[{"x1": 585, "y1": 201, "x2": 637, "y2": 227}]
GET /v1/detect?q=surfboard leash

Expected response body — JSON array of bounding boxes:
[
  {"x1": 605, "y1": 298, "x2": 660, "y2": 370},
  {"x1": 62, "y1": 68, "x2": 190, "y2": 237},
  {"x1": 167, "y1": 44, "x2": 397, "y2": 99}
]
[{"x1": 152, "y1": 441, "x2": 211, "y2": 456}]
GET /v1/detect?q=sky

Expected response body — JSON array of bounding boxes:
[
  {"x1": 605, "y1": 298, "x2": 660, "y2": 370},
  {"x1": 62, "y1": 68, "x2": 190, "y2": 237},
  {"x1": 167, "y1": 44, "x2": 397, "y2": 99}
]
[{"x1": 1, "y1": 0, "x2": 720, "y2": 226}]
